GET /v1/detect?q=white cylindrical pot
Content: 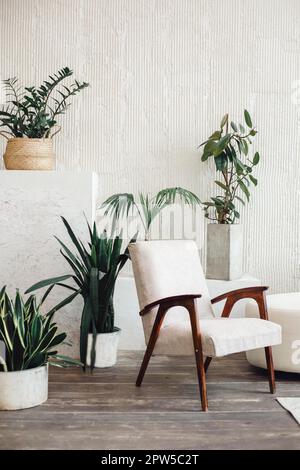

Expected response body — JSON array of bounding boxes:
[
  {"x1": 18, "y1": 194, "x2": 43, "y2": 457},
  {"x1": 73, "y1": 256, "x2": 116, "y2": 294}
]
[
  {"x1": 0, "y1": 364, "x2": 48, "y2": 410},
  {"x1": 206, "y1": 224, "x2": 243, "y2": 280},
  {"x1": 86, "y1": 329, "x2": 121, "y2": 368}
]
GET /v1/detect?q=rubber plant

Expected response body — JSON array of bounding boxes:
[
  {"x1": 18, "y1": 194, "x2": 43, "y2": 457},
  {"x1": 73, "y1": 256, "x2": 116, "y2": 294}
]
[
  {"x1": 26, "y1": 217, "x2": 133, "y2": 371},
  {"x1": 199, "y1": 110, "x2": 260, "y2": 224},
  {"x1": 0, "y1": 287, "x2": 81, "y2": 372},
  {"x1": 102, "y1": 187, "x2": 201, "y2": 240}
]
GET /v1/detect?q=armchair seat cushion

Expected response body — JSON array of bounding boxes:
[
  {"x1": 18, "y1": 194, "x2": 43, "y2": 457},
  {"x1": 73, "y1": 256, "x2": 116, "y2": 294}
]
[{"x1": 153, "y1": 317, "x2": 282, "y2": 357}]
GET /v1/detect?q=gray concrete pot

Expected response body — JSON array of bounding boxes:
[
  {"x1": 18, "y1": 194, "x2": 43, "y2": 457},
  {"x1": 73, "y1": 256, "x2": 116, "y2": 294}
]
[
  {"x1": 206, "y1": 224, "x2": 243, "y2": 280},
  {"x1": 0, "y1": 364, "x2": 48, "y2": 410},
  {"x1": 86, "y1": 329, "x2": 121, "y2": 368}
]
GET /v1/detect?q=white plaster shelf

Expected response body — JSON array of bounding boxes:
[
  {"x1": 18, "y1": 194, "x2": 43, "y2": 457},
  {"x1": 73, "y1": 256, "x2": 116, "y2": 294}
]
[{"x1": 0, "y1": 171, "x2": 98, "y2": 358}]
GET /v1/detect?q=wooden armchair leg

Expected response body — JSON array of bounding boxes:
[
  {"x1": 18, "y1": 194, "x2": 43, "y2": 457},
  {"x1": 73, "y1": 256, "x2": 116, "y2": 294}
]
[
  {"x1": 204, "y1": 357, "x2": 212, "y2": 372},
  {"x1": 265, "y1": 346, "x2": 276, "y2": 394},
  {"x1": 188, "y1": 301, "x2": 208, "y2": 411},
  {"x1": 136, "y1": 306, "x2": 166, "y2": 387},
  {"x1": 257, "y1": 291, "x2": 276, "y2": 394}
]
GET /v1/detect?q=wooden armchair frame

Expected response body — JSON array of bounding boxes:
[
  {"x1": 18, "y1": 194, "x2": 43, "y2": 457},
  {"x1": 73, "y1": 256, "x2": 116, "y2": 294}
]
[{"x1": 136, "y1": 286, "x2": 275, "y2": 412}]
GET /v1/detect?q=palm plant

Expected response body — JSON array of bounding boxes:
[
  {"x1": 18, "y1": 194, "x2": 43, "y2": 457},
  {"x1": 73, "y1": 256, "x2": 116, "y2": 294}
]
[
  {"x1": 199, "y1": 110, "x2": 260, "y2": 224},
  {"x1": 0, "y1": 67, "x2": 89, "y2": 138},
  {"x1": 0, "y1": 287, "x2": 80, "y2": 372},
  {"x1": 26, "y1": 217, "x2": 133, "y2": 371},
  {"x1": 102, "y1": 187, "x2": 201, "y2": 240}
]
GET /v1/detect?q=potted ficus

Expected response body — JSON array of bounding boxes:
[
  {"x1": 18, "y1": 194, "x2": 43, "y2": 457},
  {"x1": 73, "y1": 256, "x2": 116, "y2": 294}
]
[
  {"x1": 0, "y1": 287, "x2": 80, "y2": 410},
  {"x1": 26, "y1": 217, "x2": 133, "y2": 370},
  {"x1": 0, "y1": 67, "x2": 88, "y2": 170},
  {"x1": 199, "y1": 110, "x2": 260, "y2": 280}
]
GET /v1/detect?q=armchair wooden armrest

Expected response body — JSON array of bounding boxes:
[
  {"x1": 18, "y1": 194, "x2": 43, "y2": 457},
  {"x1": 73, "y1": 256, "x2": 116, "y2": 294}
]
[
  {"x1": 140, "y1": 294, "x2": 202, "y2": 316},
  {"x1": 205, "y1": 285, "x2": 274, "y2": 387},
  {"x1": 211, "y1": 285, "x2": 269, "y2": 319}
]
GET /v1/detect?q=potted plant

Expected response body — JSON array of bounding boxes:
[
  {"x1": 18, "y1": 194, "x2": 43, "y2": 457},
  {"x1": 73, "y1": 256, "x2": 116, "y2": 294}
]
[
  {"x1": 199, "y1": 110, "x2": 260, "y2": 280},
  {"x1": 0, "y1": 67, "x2": 89, "y2": 170},
  {"x1": 26, "y1": 217, "x2": 133, "y2": 370},
  {"x1": 102, "y1": 186, "x2": 201, "y2": 240},
  {"x1": 0, "y1": 287, "x2": 80, "y2": 410}
]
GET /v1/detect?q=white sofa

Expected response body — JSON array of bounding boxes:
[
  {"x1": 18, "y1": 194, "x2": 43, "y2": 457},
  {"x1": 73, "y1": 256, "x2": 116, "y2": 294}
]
[{"x1": 246, "y1": 293, "x2": 300, "y2": 373}]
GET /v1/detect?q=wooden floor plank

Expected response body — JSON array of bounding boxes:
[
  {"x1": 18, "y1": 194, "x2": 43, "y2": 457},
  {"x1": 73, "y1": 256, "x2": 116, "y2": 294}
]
[{"x1": 0, "y1": 352, "x2": 299, "y2": 450}]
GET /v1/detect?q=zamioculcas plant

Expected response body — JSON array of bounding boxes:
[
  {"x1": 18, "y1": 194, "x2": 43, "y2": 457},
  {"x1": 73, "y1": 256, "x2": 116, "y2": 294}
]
[
  {"x1": 0, "y1": 67, "x2": 89, "y2": 138},
  {"x1": 0, "y1": 287, "x2": 80, "y2": 372},
  {"x1": 199, "y1": 110, "x2": 260, "y2": 224},
  {"x1": 0, "y1": 67, "x2": 89, "y2": 170},
  {"x1": 102, "y1": 187, "x2": 201, "y2": 240},
  {"x1": 26, "y1": 217, "x2": 133, "y2": 371}
]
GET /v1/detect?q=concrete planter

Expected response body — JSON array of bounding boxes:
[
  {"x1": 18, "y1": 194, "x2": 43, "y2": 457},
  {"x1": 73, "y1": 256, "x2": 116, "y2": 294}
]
[
  {"x1": 206, "y1": 224, "x2": 243, "y2": 280},
  {"x1": 0, "y1": 364, "x2": 48, "y2": 410},
  {"x1": 86, "y1": 329, "x2": 121, "y2": 368}
]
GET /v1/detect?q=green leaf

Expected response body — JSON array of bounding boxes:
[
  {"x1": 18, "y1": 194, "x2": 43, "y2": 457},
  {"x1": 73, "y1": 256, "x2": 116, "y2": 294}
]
[
  {"x1": 80, "y1": 298, "x2": 92, "y2": 368},
  {"x1": 235, "y1": 196, "x2": 245, "y2": 206},
  {"x1": 240, "y1": 139, "x2": 248, "y2": 155},
  {"x1": 203, "y1": 139, "x2": 218, "y2": 156},
  {"x1": 239, "y1": 123, "x2": 245, "y2": 134},
  {"x1": 249, "y1": 174, "x2": 258, "y2": 186},
  {"x1": 60, "y1": 217, "x2": 91, "y2": 271},
  {"x1": 214, "y1": 153, "x2": 227, "y2": 171},
  {"x1": 230, "y1": 121, "x2": 238, "y2": 132},
  {"x1": 220, "y1": 113, "x2": 228, "y2": 129},
  {"x1": 47, "y1": 332, "x2": 67, "y2": 350},
  {"x1": 253, "y1": 151, "x2": 260, "y2": 165},
  {"x1": 215, "y1": 134, "x2": 231, "y2": 155},
  {"x1": 214, "y1": 180, "x2": 228, "y2": 192},
  {"x1": 46, "y1": 290, "x2": 80, "y2": 318},
  {"x1": 201, "y1": 152, "x2": 210, "y2": 162},
  {"x1": 238, "y1": 180, "x2": 250, "y2": 201},
  {"x1": 90, "y1": 267, "x2": 99, "y2": 323},
  {"x1": 25, "y1": 274, "x2": 73, "y2": 293},
  {"x1": 154, "y1": 187, "x2": 200, "y2": 207},
  {"x1": 209, "y1": 130, "x2": 222, "y2": 140},
  {"x1": 234, "y1": 158, "x2": 246, "y2": 172},
  {"x1": 49, "y1": 354, "x2": 82, "y2": 367},
  {"x1": 244, "y1": 109, "x2": 253, "y2": 128}
]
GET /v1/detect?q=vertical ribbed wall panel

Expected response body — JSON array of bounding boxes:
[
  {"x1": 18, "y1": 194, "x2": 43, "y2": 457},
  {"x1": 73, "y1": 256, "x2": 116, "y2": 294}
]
[{"x1": 0, "y1": 0, "x2": 299, "y2": 293}]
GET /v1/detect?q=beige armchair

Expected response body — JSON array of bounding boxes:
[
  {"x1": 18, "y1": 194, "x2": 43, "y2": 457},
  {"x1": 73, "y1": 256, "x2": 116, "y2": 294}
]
[{"x1": 129, "y1": 240, "x2": 282, "y2": 411}]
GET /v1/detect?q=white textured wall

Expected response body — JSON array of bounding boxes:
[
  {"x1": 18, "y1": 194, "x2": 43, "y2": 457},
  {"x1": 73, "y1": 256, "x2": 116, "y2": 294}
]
[{"x1": 1, "y1": 0, "x2": 300, "y2": 294}]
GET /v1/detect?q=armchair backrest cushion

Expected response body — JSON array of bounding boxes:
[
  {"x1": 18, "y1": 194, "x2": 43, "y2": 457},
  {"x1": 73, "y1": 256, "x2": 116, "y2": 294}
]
[{"x1": 129, "y1": 240, "x2": 214, "y2": 343}]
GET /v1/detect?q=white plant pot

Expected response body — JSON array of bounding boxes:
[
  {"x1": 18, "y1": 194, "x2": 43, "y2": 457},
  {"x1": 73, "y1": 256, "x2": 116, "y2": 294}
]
[
  {"x1": 86, "y1": 329, "x2": 121, "y2": 368},
  {"x1": 206, "y1": 224, "x2": 243, "y2": 280},
  {"x1": 0, "y1": 364, "x2": 48, "y2": 410}
]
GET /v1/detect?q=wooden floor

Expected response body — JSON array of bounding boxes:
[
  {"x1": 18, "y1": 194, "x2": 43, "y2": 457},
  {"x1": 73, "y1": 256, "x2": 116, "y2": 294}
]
[{"x1": 1, "y1": 352, "x2": 300, "y2": 450}]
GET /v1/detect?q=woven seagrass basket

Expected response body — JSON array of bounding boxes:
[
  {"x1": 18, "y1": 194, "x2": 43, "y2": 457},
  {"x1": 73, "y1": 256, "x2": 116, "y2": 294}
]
[{"x1": 1, "y1": 128, "x2": 60, "y2": 170}]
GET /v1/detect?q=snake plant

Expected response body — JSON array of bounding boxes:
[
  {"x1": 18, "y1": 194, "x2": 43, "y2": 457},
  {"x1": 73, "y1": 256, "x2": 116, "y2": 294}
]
[
  {"x1": 0, "y1": 287, "x2": 80, "y2": 372},
  {"x1": 26, "y1": 217, "x2": 133, "y2": 371}
]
